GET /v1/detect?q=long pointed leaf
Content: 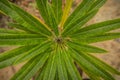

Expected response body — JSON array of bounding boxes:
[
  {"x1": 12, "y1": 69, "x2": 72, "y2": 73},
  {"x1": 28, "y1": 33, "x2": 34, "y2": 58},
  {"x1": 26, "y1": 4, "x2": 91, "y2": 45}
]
[
  {"x1": 0, "y1": 0, "x2": 51, "y2": 36},
  {"x1": 14, "y1": 41, "x2": 52, "y2": 64},
  {"x1": 43, "y1": 52, "x2": 57, "y2": 80},
  {"x1": 56, "y1": 47, "x2": 68, "y2": 80},
  {"x1": 67, "y1": 41, "x2": 107, "y2": 53},
  {"x1": 52, "y1": 0, "x2": 62, "y2": 24},
  {"x1": 69, "y1": 48, "x2": 115, "y2": 80},
  {"x1": 72, "y1": 18, "x2": 120, "y2": 39},
  {"x1": 75, "y1": 33, "x2": 120, "y2": 44},
  {"x1": 60, "y1": 0, "x2": 73, "y2": 28},
  {"x1": 64, "y1": 0, "x2": 94, "y2": 28},
  {"x1": 11, "y1": 52, "x2": 49, "y2": 80},
  {"x1": 62, "y1": 49, "x2": 82, "y2": 80},
  {"x1": 87, "y1": 53, "x2": 120, "y2": 75},
  {"x1": 8, "y1": 23, "x2": 35, "y2": 34},
  {"x1": 0, "y1": 45, "x2": 35, "y2": 68},
  {"x1": 0, "y1": 34, "x2": 46, "y2": 46},
  {"x1": 0, "y1": 28, "x2": 26, "y2": 34},
  {"x1": 63, "y1": 10, "x2": 98, "y2": 36}
]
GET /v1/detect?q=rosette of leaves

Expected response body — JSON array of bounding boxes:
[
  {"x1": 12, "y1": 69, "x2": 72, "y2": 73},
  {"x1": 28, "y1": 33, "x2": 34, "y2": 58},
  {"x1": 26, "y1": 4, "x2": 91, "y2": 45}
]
[{"x1": 0, "y1": 0, "x2": 120, "y2": 80}]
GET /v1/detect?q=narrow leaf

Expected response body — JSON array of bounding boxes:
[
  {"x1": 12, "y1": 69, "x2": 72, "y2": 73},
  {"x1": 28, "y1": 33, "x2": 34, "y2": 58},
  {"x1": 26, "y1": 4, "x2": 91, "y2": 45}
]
[
  {"x1": 67, "y1": 41, "x2": 107, "y2": 53},
  {"x1": 89, "y1": 0, "x2": 107, "y2": 12},
  {"x1": 0, "y1": 0, "x2": 51, "y2": 36},
  {"x1": 0, "y1": 28, "x2": 26, "y2": 34},
  {"x1": 56, "y1": 47, "x2": 68, "y2": 80},
  {"x1": 0, "y1": 34, "x2": 46, "y2": 46},
  {"x1": 72, "y1": 18, "x2": 120, "y2": 39},
  {"x1": 8, "y1": 23, "x2": 35, "y2": 34},
  {"x1": 63, "y1": 10, "x2": 98, "y2": 36},
  {"x1": 14, "y1": 41, "x2": 52, "y2": 64},
  {"x1": 69, "y1": 48, "x2": 115, "y2": 80},
  {"x1": 62, "y1": 49, "x2": 82, "y2": 80},
  {"x1": 11, "y1": 52, "x2": 49, "y2": 80},
  {"x1": 75, "y1": 33, "x2": 120, "y2": 44},
  {"x1": 43, "y1": 52, "x2": 57, "y2": 80},
  {"x1": 0, "y1": 45, "x2": 35, "y2": 68},
  {"x1": 60, "y1": 0, "x2": 73, "y2": 28},
  {"x1": 64, "y1": 0, "x2": 95, "y2": 28},
  {"x1": 87, "y1": 53, "x2": 120, "y2": 75},
  {"x1": 52, "y1": 0, "x2": 62, "y2": 24}
]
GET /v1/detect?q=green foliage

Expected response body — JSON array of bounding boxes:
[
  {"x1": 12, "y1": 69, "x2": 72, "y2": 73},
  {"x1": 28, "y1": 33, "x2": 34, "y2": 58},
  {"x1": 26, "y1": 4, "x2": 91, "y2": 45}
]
[{"x1": 0, "y1": 0, "x2": 120, "y2": 80}]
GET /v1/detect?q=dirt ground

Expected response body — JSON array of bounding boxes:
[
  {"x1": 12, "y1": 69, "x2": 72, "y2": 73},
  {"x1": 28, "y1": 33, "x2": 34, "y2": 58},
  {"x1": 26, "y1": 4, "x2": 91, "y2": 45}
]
[{"x1": 0, "y1": 0, "x2": 120, "y2": 80}]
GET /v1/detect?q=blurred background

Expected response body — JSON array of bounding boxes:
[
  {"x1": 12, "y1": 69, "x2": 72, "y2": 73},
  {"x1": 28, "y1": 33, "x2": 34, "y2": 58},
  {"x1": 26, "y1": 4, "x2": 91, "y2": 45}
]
[{"x1": 0, "y1": 0, "x2": 120, "y2": 80}]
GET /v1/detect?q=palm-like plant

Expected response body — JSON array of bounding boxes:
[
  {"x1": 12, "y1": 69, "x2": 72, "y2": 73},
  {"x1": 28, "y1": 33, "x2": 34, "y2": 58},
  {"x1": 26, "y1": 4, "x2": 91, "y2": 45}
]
[{"x1": 0, "y1": 0, "x2": 120, "y2": 80}]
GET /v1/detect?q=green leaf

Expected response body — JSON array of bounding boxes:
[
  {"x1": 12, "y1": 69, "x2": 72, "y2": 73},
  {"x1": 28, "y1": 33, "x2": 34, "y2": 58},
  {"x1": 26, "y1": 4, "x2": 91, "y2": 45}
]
[
  {"x1": 67, "y1": 41, "x2": 107, "y2": 53},
  {"x1": 75, "y1": 33, "x2": 120, "y2": 44},
  {"x1": 0, "y1": 45, "x2": 35, "y2": 68},
  {"x1": 11, "y1": 52, "x2": 49, "y2": 80},
  {"x1": 0, "y1": 34, "x2": 46, "y2": 46},
  {"x1": 8, "y1": 23, "x2": 35, "y2": 34},
  {"x1": 46, "y1": 3, "x2": 58, "y2": 35},
  {"x1": 36, "y1": 0, "x2": 49, "y2": 24},
  {"x1": 0, "y1": 0, "x2": 51, "y2": 36},
  {"x1": 64, "y1": 0, "x2": 95, "y2": 28},
  {"x1": 63, "y1": 10, "x2": 98, "y2": 36},
  {"x1": 52, "y1": 0, "x2": 62, "y2": 24},
  {"x1": 64, "y1": 0, "x2": 106, "y2": 29},
  {"x1": 43, "y1": 52, "x2": 57, "y2": 80},
  {"x1": 69, "y1": 48, "x2": 115, "y2": 80},
  {"x1": 60, "y1": 0, "x2": 73, "y2": 28},
  {"x1": 72, "y1": 18, "x2": 120, "y2": 39},
  {"x1": 62, "y1": 48, "x2": 82, "y2": 80},
  {"x1": 0, "y1": 28, "x2": 26, "y2": 34},
  {"x1": 36, "y1": 0, "x2": 58, "y2": 35},
  {"x1": 77, "y1": 51, "x2": 116, "y2": 80},
  {"x1": 89, "y1": 0, "x2": 107, "y2": 12},
  {"x1": 56, "y1": 47, "x2": 68, "y2": 80},
  {"x1": 35, "y1": 61, "x2": 48, "y2": 80},
  {"x1": 14, "y1": 41, "x2": 52, "y2": 64},
  {"x1": 11, "y1": 3, "x2": 51, "y2": 35},
  {"x1": 87, "y1": 53, "x2": 120, "y2": 75}
]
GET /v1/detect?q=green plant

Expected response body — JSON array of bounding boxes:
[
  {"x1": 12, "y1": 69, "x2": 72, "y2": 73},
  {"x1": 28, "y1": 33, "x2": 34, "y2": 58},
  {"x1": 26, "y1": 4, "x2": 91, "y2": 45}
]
[{"x1": 0, "y1": 0, "x2": 120, "y2": 80}]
